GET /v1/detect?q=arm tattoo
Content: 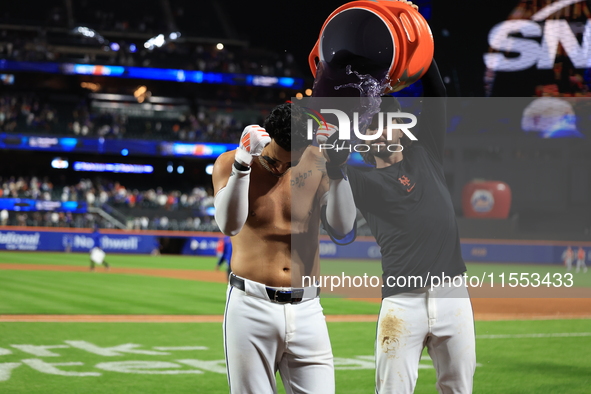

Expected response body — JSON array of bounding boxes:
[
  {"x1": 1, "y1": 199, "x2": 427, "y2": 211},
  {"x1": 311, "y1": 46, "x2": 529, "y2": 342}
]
[{"x1": 291, "y1": 170, "x2": 313, "y2": 188}]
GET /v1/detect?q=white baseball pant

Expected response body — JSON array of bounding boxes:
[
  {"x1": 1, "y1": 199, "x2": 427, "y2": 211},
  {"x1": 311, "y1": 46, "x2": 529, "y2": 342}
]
[
  {"x1": 90, "y1": 247, "x2": 105, "y2": 265},
  {"x1": 223, "y1": 276, "x2": 335, "y2": 394},
  {"x1": 375, "y1": 277, "x2": 476, "y2": 394}
]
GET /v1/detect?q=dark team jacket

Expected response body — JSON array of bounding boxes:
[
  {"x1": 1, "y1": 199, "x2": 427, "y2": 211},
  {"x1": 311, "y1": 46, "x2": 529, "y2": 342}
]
[{"x1": 346, "y1": 61, "x2": 466, "y2": 298}]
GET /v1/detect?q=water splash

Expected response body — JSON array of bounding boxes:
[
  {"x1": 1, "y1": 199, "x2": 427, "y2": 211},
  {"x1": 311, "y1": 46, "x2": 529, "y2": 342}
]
[
  {"x1": 335, "y1": 65, "x2": 391, "y2": 97},
  {"x1": 335, "y1": 65, "x2": 391, "y2": 136}
]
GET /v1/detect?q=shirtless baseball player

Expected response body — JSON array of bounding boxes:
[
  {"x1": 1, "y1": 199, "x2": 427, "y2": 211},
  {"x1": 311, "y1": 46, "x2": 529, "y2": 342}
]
[{"x1": 212, "y1": 102, "x2": 356, "y2": 393}]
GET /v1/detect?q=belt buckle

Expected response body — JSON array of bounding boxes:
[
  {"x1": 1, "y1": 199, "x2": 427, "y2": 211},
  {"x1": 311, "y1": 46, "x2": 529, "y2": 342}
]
[
  {"x1": 270, "y1": 288, "x2": 304, "y2": 303},
  {"x1": 289, "y1": 288, "x2": 304, "y2": 303},
  {"x1": 271, "y1": 289, "x2": 285, "y2": 303}
]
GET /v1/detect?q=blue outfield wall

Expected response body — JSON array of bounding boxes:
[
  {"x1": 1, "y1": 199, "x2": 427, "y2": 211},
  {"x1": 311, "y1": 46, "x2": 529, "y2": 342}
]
[
  {"x1": 0, "y1": 228, "x2": 590, "y2": 264},
  {"x1": 0, "y1": 229, "x2": 159, "y2": 254}
]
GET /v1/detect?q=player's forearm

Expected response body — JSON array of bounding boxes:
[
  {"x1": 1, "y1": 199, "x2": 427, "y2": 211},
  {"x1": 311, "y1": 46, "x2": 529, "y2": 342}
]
[
  {"x1": 214, "y1": 166, "x2": 250, "y2": 236},
  {"x1": 325, "y1": 178, "x2": 356, "y2": 236}
]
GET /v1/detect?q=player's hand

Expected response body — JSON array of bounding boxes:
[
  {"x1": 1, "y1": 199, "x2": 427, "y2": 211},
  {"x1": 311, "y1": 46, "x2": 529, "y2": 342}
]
[
  {"x1": 235, "y1": 125, "x2": 271, "y2": 166},
  {"x1": 317, "y1": 122, "x2": 350, "y2": 179},
  {"x1": 214, "y1": 265, "x2": 220, "y2": 271},
  {"x1": 316, "y1": 122, "x2": 338, "y2": 145}
]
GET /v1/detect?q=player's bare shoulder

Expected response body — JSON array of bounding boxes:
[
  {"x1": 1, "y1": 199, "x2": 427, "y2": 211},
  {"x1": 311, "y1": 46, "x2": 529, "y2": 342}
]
[{"x1": 212, "y1": 150, "x2": 236, "y2": 195}]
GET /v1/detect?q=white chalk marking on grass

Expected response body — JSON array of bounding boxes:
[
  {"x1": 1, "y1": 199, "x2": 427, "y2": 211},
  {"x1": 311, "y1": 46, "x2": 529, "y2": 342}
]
[
  {"x1": 333, "y1": 357, "x2": 376, "y2": 370},
  {"x1": 177, "y1": 359, "x2": 227, "y2": 374},
  {"x1": 153, "y1": 346, "x2": 208, "y2": 351},
  {"x1": 0, "y1": 363, "x2": 20, "y2": 382},
  {"x1": 21, "y1": 359, "x2": 100, "y2": 376},
  {"x1": 477, "y1": 332, "x2": 591, "y2": 339},
  {"x1": 64, "y1": 341, "x2": 168, "y2": 356},
  {"x1": 0, "y1": 347, "x2": 12, "y2": 356},
  {"x1": 354, "y1": 355, "x2": 375, "y2": 361},
  {"x1": 95, "y1": 361, "x2": 203, "y2": 375},
  {"x1": 11, "y1": 344, "x2": 69, "y2": 357}
]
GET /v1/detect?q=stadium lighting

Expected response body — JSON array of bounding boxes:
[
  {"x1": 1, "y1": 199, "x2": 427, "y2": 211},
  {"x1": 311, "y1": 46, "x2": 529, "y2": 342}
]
[
  {"x1": 144, "y1": 34, "x2": 166, "y2": 50},
  {"x1": 51, "y1": 158, "x2": 69, "y2": 169},
  {"x1": 110, "y1": 42, "x2": 120, "y2": 51},
  {"x1": 129, "y1": 43, "x2": 137, "y2": 53},
  {"x1": 133, "y1": 86, "x2": 149, "y2": 103},
  {"x1": 80, "y1": 82, "x2": 100, "y2": 92},
  {"x1": 177, "y1": 165, "x2": 185, "y2": 174},
  {"x1": 144, "y1": 32, "x2": 181, "y2": 50},
  {"x1": 216, "y1": 43, "x2": 224, "y2": 50},
  {"x1": 72, "y1": 26, "x2": 105, "y2": 44},
  {"x1": 205, "y1": 164, "x2": 214, "y2": 175},
  {"x1": 305, "y1": 89, "x2": 313, "y2": 96}
]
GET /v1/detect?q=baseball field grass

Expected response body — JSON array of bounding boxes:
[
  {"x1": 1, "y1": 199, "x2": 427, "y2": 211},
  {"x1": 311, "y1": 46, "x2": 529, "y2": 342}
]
[{"x1": 0, "y1": 251, "x2": 590, "y2": 393}]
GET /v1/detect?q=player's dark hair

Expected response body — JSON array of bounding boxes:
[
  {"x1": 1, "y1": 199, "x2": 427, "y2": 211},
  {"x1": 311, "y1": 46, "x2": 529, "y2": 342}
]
[
  {"x1": 361, "y1": 96, "x2": 413, "y2": 166},
  {"x1": 264, "y1": 103, "x2": 310, "y2": 151}
]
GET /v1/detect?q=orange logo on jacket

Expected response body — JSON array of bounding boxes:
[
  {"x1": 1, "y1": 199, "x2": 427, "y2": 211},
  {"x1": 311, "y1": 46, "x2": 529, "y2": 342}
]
[{"x1": 398, "y1": 175, "x2": 415, "y2": 192}]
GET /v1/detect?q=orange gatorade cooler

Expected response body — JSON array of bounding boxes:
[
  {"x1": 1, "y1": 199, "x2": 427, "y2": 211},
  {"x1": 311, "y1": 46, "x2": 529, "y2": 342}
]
[
  {"x1": 309, "y1": 0, "x2": 434, "y2": 96},
  {"x1": 462, "y1": 180, "x2": 512, "y2": 219}
]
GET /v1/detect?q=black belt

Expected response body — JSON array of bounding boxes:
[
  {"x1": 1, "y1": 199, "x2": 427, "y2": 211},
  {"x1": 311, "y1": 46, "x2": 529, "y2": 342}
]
[{"x1": 229, "y1": 274, "x2": 319, "y2": 304}]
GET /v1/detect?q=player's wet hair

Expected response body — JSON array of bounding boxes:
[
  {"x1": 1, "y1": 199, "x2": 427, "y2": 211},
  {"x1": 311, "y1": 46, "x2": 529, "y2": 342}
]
[
  {"x1": 362, "y1": 96, "x2": 413, "y2": 166},
  {"x1": 264, "y1": 103, "x2": 310, "y2": 152}
]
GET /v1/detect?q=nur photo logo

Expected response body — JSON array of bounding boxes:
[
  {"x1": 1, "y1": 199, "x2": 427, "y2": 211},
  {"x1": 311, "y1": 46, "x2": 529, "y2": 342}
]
[{"x1": 305, "y1": 109, "x2": 418, "y2": 153}]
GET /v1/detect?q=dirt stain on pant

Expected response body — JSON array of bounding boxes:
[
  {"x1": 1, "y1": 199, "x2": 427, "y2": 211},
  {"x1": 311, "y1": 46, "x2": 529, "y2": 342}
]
[{"x1": 379, "y1": 310, "x2": 407, "y2": 358}]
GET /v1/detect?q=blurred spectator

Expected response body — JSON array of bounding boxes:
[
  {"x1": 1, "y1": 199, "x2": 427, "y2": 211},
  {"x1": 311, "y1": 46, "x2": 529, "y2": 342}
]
[
  {"x1": 0, "y1": 92, "x2": 267, "y2": 144},
  {"x1": 0, "y1": 209, "x2": 8, "y2": 225},
  {"x1": 0, "y1": 26, "x2": 302, "y2": 78},
  {"x1": 0, "y1": 175, "x2": 218, "y2": 231},
  {"x1": 0, "y1": 94, "x2": 59, "y2": 134}
]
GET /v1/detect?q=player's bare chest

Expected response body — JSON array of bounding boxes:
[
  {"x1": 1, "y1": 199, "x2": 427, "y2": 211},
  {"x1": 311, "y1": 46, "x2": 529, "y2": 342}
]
[{"x1": 248, "y1": 168, "x2": 321, "y2": 225}]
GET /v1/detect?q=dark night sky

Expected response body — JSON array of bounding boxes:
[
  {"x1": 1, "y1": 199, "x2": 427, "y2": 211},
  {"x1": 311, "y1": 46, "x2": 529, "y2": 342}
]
[
  {"x1": 221, "y1": 0, "x2": 478, "y2": 92},
  {"x1": 221, "y1": 0, "x2": 546, "y2": 96},
  {"x1": 222, "y1": 0, "x2": 347, "y2": 76}
]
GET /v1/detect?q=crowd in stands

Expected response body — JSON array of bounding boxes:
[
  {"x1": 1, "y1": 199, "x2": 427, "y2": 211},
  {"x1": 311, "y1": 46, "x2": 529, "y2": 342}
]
[
  {"x1": 1, "y1": 0, "x2": 304, "y2": 77},
  {"x1": 0, "y1": 175, "x2": 218, "y2": 231},
  {"x1": 0, "y1": 94, "x2": 60, "y2": 134},
  {"x1": 0, "y1": 209, "x2": 218, "y2": 232},
  {"x1": 0, "y1": 26, "x2": 302, "y2": 78},
  {"x1": 0, "y1": 174, "x2": 368, "y2": 235},
  {"x1": 67, "y1": 101, "x2": 251, "y2": 143},
  {"x1": 1, "y1": 210, "x2": 106, "y2": 229},
  {"x1": 0, "y1": 92, "x2": 259, "y2": 143}
]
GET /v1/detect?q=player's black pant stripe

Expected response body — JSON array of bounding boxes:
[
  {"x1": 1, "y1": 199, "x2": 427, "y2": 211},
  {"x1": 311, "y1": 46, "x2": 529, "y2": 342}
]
[{"x1": 223, "y1": 286, "x2": 234, "y2": 393}]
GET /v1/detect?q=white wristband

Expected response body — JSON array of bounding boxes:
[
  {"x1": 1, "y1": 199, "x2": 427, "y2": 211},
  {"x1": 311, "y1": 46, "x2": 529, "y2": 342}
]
[{"x1": 235, "y1": 149, "x2": 253, "y2": 166}]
